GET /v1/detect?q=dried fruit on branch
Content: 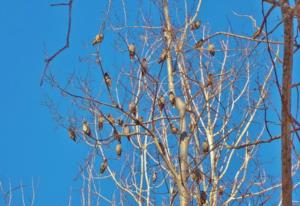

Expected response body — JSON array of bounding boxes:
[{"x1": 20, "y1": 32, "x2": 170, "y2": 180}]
[
  {"x1": 98, "y1": 114, "x2": 104, "y2": 130},
  {"x1": 208, "y1": 44, "x2": 215, "y2": 56},
  {"x1": 202, "y1": 141, "x2": 209, "y2": 154},
  {"x1": 68, "y1": 128, "x2": 76, "y2": 142},
  {"x1": 100, "y1": 159, "x2": 108, "y2": 174},
  {"x1": 129, "y1": 102, "x2": 137, "y2": 116},
  {"x1": 116, "y1": 143, "x2": 122, "y2": 157},
  {"x1": 152, "y1": 171, "x2": 157, "y2": 182},
  {"x1": 107, "y1": 114, "x2": 115, "y2": 125},
  {"x1": 191, "y1": 168, "x2": 201, "y2": 184},
  {"x1": 170, "y1": 124, "x2": 178, "y2": 134},
  {"x1": 123, "y1": 124, "x2": 130, "y2": 141},
  {"x1": 200, "y1": 191, "x2": 207, "y2": 204},
  {"x1": 128, "y1": 44, "x2": 136, "y2": 59},
  {"x1": 169, "y1": 91, "x2": 176, "y2": 106},
  {"x1": 82, "y1": 121, "x2": 91, "y2": 136},
  {"x1": 114, "y1": 129, "x2": 121, "y2": 142},
  {"x1": 158, "y1": 95, "x2": 165, "y2": 111},
  {"x1": 207, "y1": 73, "x2": 214, "y2": 87},
  {"x1": 191, "y1": 20, "x2": 201, "y2": 30},
  {"x1": 92, "y1": 33, "x2": 104, "y2": 46},
  {"x1": 104, "y1": 72, "x2": 112, "y2": 87},
  {"x1": 194, "y1": 39, "x2": 204, "y2": 49}
]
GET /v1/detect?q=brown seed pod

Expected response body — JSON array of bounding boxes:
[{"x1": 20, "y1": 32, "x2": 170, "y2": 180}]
[
  {"x1": 135, "y1": 116, "x2": 143, "y2": 125},
  {"x1": 200, "y1": 191, "x2": 207, "y2": 204},
  {"x1": 191, "y1": 20, "x2": 201, "y2": 30},
  {"x1": 123, "y1": 124, "x2": 131, "y2": 141},
  {"x1": 128, "y1": 44, "x2": 136, "y2": 59},
  {"x1": 158, "y1": 95, "x2": 165, "y2": 111},
  {"x1": 208, "y1": 44, "x2": 215, "y2": 56},
  {"x1": 158, "y1": 48, "x2": 168, "y2": 63},
  {"x1": 104, "y1": 72, "x2": 112, "y2": 87},
  {"x1": 100, "y1": 159, "x2": 108, "y2": 174},
  {"x1": 129, "y1": 102, "x2": 137, "y2": 116},
  {"x1": 141, "y1": 58, "x2": 148, "y2": 77},
  {"x1": 107, "y1": 114, "x2": 115, "y2": 125},
  {"x1": 202, "y1": 141, "x2": 209, "y2": 154},
  {"x1": 82, "y1": 121, "x2": 91, "y2": 136},
  {"x1": 189, "y1": 122, "x2": 196, "y2": 132},
  {"x1": 218, "y1": 185, "x2": 225, "y2": 196},
  {"x1": 252, "y1": 29, "x2": 261, "y2": 39},
  {"x1": 170, "y1": 124, "x2": 178, "y2": 134},
  {"x1": 194, "y1": 39, "x2": 204, "y2": 49},
  {"x1": 114, "y1": 129, "x2": 121, "y2": 142},
  {"x1": 207, "y1": 73, "x2": 214, "y2": 87},
  {"x1": 116, "y1": 143, "x2": 122, "y2": 157},
  {"x1": 68, "y1": 128, "x2": 76, "y2": 142},
  {"x1": 92, "y1": 33, "x2": 104, "y2": 46},
  {"x1": 152, "y1": 171, "x2": 157, "y2": 182},
  {"x1": 98, "y1": 114, "x2": 104, "y2": 130},
  {"x1": 168, "y1": 91, "x2": 176, "y2": 106},
  {"x1": 117, "y1": 118, "x2": 124, "y2": 126},
  {"x1": 191, "y1": 168, "x2": 201, "y2": 184}
]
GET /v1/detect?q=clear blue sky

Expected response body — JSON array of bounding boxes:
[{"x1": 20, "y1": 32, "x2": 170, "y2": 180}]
[{"x1": 0, "y1": 0, "x2": 298, "y2": 205}]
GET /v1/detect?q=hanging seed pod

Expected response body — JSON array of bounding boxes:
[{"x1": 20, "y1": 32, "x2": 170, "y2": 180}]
[
  {"x1": 104, "y1": 72, "x2": 112, "y2": 87},
  {"x1": 92, "y1": 33, "x2": 104, "y2": 46},
  {"x1": 128, "y1": 44, "x2": 136, "y2": 59},
  {"x1": 170, "y1": 124, "x2": 178, "y2": 134},
  {"x1": 202, "y1": 141, "x2": 209, "y2": 154},
  {"x1": 191, "y1": 20, "x2": 201, "y2": 30},
  {"x1": 200, "y1": 191, "x2": 207, "y2": 204},
  {"x1": 114, "y1": 129, "x2": 121, "y2": 142},
  {"x1": 168, "y1": 91, "x2": 176, "y2": 106},
  {"x1": 98, "y1": 114, "x2": 104, "y2": 130},
  {"x1": 158, "y1": 48, "x2": 168, "y2": 63},
  {"x1": 207, "y1": 73, "x2": 214, "y2": 87},
  {"x1": 123, "y1": 124, "x2": 130, "y2": 141},
  {"x1": 141, "y1": 58, "x2": 148, "y2": 77},
  {"x1": 135, "y1": 116, "x2": 143, "y2": 125},
  {"x1": 208, "y1": 43, "x2": 215, "y2": 56},
  {"x1": 100, "y1": 159, "x2": 108, "y2": 174},
  {"x1": 158, "y1": 95, "x2": 165, "y2": 111},
  {"x1": 82, "y1": 121, "x2": 91, "y2": 136},
  {"x1": 152, "y1": 171, "x2": 157, "y2": 182},
  {"x1": 116, "y1": 143, "x2": 122, "y2": 157},
  {"x1": 129, "y1": 102, "x2": 137, "y2": 116},
  {"x1": 194, "y1": 39, "x2": 204, "y2": 49},
  {"x1": 117, "y1": 118, "x2": 124, "y2": 126},
  {"x1": 192, "y1": 168, "x2": 201, "y2": 184},
  {"x1": 107, "y1": 114, "x2": 115, "y2": 125},
  {"x1": 68, "y1": 128, "x2": 76, "y2": 142},
  {"x1": 218, "y1": 185, "x2": 225, "y2": 196}
]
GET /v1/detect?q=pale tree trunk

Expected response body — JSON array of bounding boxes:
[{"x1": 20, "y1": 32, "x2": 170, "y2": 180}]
[{"x1": 280, "y1": 2, "x2": 293, "y2": 205}]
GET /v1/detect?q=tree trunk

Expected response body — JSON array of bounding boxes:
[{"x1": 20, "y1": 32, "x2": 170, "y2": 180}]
[{"x1": 280, "y1": 2, "x2": 293, "y2": 206}]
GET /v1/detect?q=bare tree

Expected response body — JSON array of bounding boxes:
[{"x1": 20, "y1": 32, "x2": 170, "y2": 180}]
[{"x1": 42, "y1": 0, "x2": 300, "y2": 205}]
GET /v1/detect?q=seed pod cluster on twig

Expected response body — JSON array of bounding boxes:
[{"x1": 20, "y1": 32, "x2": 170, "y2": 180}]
[
  {"x1": 68, "y1": 128, "x2": 76, "y2": 142},
  {"x1": 170, "y1": 124, "x2": 179, "y2": 134},
  {"x1": 191, "y1": 20, "x2": 201, "y2": 30},
  {"x1": 82, "y1": 121, "x2": 91, "y2": 136},
  {"x1": 100, "y1": 159, "x2": 108, "y2": 174},
  {"x1": 191, "y1": 168, "x2": 201, "y2": 184},
  {"x1": 104, "y1": 72, "x2": 112, "y2": 87},
  {"x1": 123, "y1": 124, "x2": 130, "y2": 141},
  {"x1": 129, "y1": 102, "x2": 137, "y2": 116},
  {"x1": 194, "y1": 39, "x2": 204, "y2": 49},
  {"x1": 114, "y1": 129, "x2": 121, "y2": 142},
  {"x1": 98, "y1": 114, "x2": 104, "y2": 130},
  {"x1": 169, "y1": 91, "x2": 176, "y2": 106},
  {"x1": 202, "y1": 141, "x2": 209, "y2": 154},
  {"x1": 158, "y1": 95, "x2": 165, "y2": 111},
  {"x1": 128, "y1": 44, "x2": 136, "y2": 59},
  {"x1": 116, "y1": 143, "x2": 122, "y2": 157},
  {"x1": 92, "y1": 33, "x2": 104, "y2": 46},
  {"x1": 207, "y1": 73, "x2": 214, "y2": 87},
  {"x1": 208, "y1": 43, "x2": 215, "y2": 56},
  {"x1": 200, "y1": 191, "x2": 207, "y2": 204},
  {"x1": 107, "y1": 114, "x2": 115, "y2": 125}
]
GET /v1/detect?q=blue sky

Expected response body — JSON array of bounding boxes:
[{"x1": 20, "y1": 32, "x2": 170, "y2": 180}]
[{"x1": 0, "y1": 0, "x2": 298, "y2": 205}]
